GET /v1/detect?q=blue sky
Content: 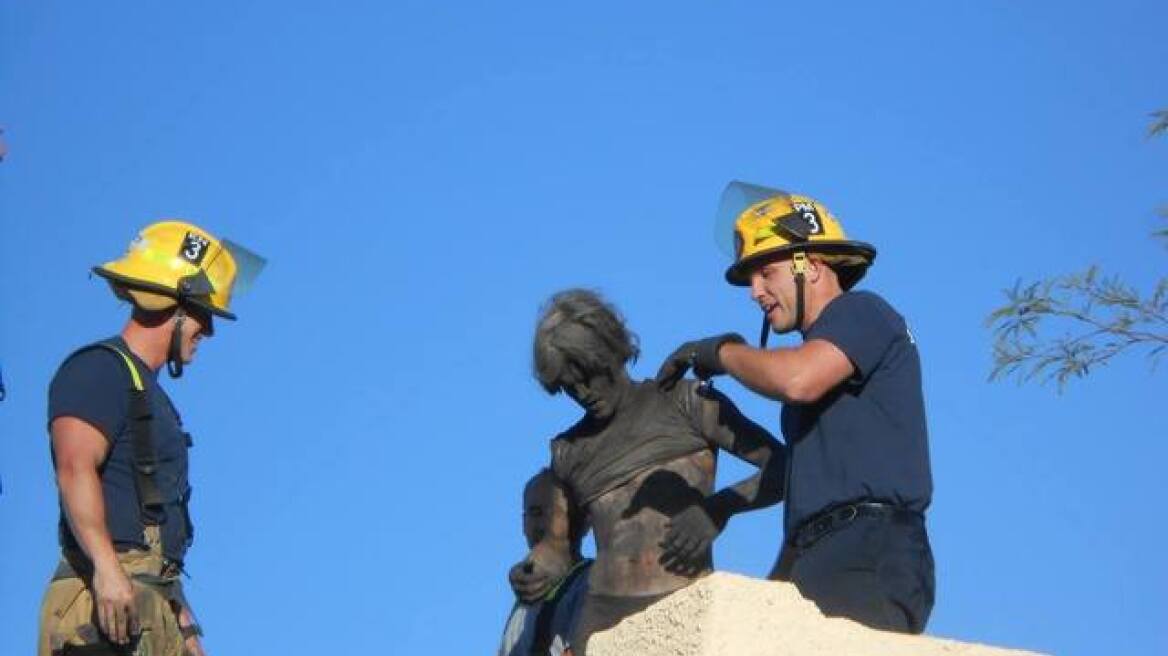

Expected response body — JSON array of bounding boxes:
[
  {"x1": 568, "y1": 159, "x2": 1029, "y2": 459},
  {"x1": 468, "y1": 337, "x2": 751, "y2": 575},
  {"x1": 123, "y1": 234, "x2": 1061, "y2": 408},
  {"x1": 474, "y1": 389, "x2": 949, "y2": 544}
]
[{"x1": 2, "y1": 2, "x2": 1165, "y2": 654}]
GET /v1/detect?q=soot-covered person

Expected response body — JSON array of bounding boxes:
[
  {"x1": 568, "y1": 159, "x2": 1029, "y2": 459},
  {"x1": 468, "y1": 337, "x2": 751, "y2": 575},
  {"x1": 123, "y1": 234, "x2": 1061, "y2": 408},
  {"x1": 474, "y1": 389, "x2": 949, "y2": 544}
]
[{"x1": 518, "y1": 289, "x2": 785, "y2": 654}]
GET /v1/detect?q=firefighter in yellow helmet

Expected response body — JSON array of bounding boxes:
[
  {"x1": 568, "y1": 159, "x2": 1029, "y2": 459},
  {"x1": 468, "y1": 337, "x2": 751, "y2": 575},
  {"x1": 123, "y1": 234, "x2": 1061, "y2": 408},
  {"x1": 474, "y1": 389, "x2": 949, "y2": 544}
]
[
  {"x1": 92, "y1": 220, "x2": 258, "y2": 377},
  {"x1": 656, "y1": 182, "x2": 935, "y2": 634},
  {"x1": 39, "y1": 221, "x2": 264, "y2": 656}
]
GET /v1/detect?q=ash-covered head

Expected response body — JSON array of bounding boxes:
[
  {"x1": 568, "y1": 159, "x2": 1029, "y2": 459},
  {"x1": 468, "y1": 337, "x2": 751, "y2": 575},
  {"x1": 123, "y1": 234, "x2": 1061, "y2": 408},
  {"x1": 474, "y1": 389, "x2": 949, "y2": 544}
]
[{"x1": 533, "y1": 289, "x2": 640, "y2": 395}]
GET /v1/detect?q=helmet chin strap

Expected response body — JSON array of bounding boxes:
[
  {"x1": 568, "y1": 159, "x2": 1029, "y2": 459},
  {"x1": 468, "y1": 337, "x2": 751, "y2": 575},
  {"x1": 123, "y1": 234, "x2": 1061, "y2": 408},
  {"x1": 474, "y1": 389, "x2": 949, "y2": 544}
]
[
  {"x1": 792, "y1": 251, "x2": 808, "y2": 336},
  {"x1": 167, "y1": 308, "x2": 187, "y2": 379},
  {"x1": 757, "y1": 252, "x2": 809, "y2": 349}
]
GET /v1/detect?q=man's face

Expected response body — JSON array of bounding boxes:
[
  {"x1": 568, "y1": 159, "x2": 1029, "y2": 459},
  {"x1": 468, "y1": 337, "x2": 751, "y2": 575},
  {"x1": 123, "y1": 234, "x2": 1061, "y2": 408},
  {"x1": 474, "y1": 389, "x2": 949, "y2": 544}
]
[
  {"x1": 749, "y1": 257, "x2": 802, "y2": 334},
  {"x1": 523, "y1": 478, "x2": 552, "y2": 548},
  {"x1": 178, "y1": 307, "x2": 214, "y2": 363}
]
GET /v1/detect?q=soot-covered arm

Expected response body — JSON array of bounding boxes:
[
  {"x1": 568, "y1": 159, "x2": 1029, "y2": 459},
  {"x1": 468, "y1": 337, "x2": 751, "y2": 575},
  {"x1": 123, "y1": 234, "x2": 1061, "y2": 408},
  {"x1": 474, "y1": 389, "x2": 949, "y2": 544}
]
[
  {"x1": 695, "y1": 386, "x2": 787, "y2": 526},
  {"x1": 659, "y1": 385, "x2": 787, "y2": 571}
]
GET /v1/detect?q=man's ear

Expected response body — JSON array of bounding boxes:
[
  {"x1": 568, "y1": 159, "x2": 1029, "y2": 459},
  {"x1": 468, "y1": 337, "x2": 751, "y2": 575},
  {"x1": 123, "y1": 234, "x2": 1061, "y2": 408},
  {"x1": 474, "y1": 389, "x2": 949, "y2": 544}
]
[{"x1": 806, "y1": 257, "x2": 826, "y2": 284}]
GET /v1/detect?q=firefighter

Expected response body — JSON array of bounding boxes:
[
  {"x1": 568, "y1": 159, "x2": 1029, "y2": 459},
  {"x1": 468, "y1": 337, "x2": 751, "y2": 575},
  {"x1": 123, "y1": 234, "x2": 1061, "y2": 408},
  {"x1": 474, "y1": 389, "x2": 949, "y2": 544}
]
[
  {"x1": 658, "y1": 183, "x2": 935, "y2": 633},
  {"x1": 39, "y1": 221, "x2": 263, "y2": 655}
]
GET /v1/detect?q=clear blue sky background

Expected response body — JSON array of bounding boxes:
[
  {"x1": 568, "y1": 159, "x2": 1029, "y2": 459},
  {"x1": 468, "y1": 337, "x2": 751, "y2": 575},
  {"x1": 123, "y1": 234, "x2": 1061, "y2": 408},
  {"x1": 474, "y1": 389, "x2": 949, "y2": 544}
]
[{"x1": 2, "y1": 3, "x2": 1165, "y2": 654}]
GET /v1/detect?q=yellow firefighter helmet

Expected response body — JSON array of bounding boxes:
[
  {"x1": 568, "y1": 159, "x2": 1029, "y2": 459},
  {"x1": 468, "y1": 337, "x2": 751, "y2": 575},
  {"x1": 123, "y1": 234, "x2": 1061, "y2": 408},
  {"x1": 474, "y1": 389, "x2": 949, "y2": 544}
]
[
  {"x1": 93, "y1": 220, "x2": 265, "y2": 320},
  {"x1": 718, "y1": 181, "x2": 876, "y2": 289}
]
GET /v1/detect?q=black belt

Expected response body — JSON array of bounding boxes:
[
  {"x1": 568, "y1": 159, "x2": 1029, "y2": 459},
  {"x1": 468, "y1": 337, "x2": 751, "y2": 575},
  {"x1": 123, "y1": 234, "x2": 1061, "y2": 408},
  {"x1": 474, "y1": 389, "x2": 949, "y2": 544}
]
[
  {"x1": 791, "y1": 501, "x2": 923, "y2": 551},
  {"x1": 53, "y1": 550, "x2": 184, "y2": 581}
]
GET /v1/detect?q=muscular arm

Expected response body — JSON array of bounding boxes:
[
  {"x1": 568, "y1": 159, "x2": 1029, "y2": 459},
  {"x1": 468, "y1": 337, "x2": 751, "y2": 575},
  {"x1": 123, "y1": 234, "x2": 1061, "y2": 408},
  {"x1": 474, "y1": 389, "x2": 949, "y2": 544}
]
[
  {"x1": 52, "y1": 416, "x2": 137, "y2": 644},
  {"x1": 52, "y1": 417, "x2": 119, "y2": 575},
  {"x1": 694, "y1": 389, "x2": 786, "y2": 528},
  {"x1": 718, "y1": 339, "x2": 853, "y2": 404}
]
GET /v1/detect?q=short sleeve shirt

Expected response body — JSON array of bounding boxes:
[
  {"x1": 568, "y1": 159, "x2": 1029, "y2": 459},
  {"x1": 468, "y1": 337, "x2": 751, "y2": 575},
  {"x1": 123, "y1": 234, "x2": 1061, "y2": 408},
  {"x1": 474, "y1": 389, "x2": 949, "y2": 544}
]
[
  {"x1": 780, "y1": 291, "x2": 933, "y2": 533},
  {"x1": 48, "y1": 337, "x2": 193, "y2": 563},
  {"x1": 550, "y1": 380, "x2": 712, "y2": 506},
  {"x1": 49, "y1": 345, "x2": 132, "y2": 442}
]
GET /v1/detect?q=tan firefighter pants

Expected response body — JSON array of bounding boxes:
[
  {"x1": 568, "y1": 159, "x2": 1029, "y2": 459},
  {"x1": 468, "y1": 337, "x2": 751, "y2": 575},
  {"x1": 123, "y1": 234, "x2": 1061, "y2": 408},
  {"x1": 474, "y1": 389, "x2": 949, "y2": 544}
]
[{"x1": 38, "y1": 527, "x2": 196, "y2": 656}]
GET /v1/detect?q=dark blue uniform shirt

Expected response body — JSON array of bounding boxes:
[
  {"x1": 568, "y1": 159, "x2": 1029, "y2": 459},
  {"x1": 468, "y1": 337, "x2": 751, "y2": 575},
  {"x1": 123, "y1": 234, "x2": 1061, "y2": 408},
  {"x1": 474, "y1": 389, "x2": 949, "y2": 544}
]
[
  {"x1": 48, "y1": 337, "x2": 194, "y2": 564},
  {"x1": 781, "y1": 291, "x2": 933, "y2": 534}
]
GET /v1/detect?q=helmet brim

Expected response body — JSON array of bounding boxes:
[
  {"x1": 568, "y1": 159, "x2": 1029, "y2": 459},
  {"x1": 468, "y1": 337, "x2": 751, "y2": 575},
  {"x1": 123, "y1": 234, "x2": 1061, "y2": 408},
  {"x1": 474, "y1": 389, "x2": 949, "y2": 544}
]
[
  {"x1": 93, "y1": 267, "x2": 238, "y2": 320},
  {"x1": 724, "y1": 241, "x2": 877, "y2": 288}
]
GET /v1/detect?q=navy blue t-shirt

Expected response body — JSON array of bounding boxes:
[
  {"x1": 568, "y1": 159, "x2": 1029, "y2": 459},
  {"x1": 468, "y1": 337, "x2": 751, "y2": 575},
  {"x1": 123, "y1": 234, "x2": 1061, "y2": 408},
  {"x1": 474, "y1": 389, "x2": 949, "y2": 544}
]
[
  {"x1": 781, "y1": 291, "x2": 933, "y2": 534},
  {"x1": 48, "y1": 337, "x2": 194, "y2": 563}
]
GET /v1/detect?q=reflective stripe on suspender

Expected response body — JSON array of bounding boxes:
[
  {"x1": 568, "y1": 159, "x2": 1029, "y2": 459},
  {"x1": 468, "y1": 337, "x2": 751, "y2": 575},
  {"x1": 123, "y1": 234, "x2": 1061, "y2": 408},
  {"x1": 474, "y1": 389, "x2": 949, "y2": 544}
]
[
  {"x1": 92, "y1": 343, "x2": 165, "y2": 512},
  {"x1": 105, "y1": 347, "x2": 144, "y2": 391}
]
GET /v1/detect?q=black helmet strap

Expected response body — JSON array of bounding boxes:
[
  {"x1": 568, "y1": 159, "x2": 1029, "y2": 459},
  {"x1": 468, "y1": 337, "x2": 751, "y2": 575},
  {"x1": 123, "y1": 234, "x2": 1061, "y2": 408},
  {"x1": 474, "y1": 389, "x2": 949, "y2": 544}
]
[{"x1": 167, "y1": 308, "x2": 186, "y2": 379}]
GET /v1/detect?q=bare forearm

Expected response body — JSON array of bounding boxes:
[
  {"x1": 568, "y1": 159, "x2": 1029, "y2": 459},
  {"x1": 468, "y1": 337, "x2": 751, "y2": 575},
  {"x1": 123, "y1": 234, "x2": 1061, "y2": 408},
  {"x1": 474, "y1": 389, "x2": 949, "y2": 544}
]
[
  {"x1": 720, "y1": 343, "x2": 800, "y2": 401},
  {"x1": 720, "y1": 341, "x2": 851, "y2": 404},
  {"x1": 57, "y1": 464, "x2": 120, "y2": 570},
  {"x1": 52, "y1": 420, "x2": 137, "y2": 644}
]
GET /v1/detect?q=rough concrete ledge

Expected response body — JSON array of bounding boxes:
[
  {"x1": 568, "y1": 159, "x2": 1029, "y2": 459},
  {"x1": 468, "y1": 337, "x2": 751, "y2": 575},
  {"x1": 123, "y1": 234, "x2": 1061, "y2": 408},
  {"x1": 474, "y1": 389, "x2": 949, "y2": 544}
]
[{"x1": 587, "y1": 572, "x2": 1045, "y2": 656}]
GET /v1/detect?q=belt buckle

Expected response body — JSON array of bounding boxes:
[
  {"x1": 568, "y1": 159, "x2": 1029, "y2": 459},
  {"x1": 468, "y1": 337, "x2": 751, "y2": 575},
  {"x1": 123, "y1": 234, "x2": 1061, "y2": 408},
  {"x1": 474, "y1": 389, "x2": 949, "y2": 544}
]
[
  {"x1": 161, "y1": 559, "x2": 181, "y2": 578},
  {"x1": 797, "y1": 514, "x2": 832, "y2": 549},
  {"x1": 798, "y1": 502, "x2": 870, "y2": 550},
  {"x1": 836, "y1": 504, "x2": 858, "y2": 523}
]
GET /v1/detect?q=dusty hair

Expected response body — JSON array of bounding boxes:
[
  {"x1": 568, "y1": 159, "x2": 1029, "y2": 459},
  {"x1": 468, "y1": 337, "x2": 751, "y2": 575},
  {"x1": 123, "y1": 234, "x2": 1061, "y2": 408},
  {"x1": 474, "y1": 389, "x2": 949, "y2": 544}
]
[{"x1": 533, "y1": 288, "x2": 640, "y2": 394}]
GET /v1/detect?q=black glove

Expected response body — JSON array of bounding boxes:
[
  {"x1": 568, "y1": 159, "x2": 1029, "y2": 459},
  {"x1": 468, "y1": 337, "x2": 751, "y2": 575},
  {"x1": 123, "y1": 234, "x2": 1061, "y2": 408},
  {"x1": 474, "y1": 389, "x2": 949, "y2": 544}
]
[
  {"x1": 659, "y1": 504, "x2": 727, "y2": 575},
  {"x1": 655, "y1": 333, "x2": 745, "y2": 390}
]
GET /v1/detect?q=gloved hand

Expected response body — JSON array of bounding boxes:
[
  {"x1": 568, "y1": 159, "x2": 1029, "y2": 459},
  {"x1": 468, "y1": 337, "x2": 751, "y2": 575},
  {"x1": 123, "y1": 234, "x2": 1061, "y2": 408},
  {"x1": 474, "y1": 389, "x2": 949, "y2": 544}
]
[
  {"x1": 659, "y1": 503, "x2": 727, "y2": 575},
  {"x1": 655, "y1": 333, "x2": 745, "y2": 390}
]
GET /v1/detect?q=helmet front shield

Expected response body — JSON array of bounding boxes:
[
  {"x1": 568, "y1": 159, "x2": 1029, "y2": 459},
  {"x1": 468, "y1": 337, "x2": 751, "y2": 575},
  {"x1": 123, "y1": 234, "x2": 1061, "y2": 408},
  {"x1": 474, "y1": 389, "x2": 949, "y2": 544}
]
[
  {"x1": 713, "y1": 180, "x2": 790, "y2": 260},
  {"x1": 222, "y1": 239, "x2": 267, "y2": 297},
  {"x1": 195, "y1": 238, "x2": 267, "y2": 320}
]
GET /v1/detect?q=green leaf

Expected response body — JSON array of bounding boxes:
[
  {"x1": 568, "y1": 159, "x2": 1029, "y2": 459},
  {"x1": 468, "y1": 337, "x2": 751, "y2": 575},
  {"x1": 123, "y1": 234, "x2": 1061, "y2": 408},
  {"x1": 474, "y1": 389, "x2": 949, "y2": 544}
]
[{"x1": 1149, "y1": 109, "x2": 1168, "y2": 138}]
